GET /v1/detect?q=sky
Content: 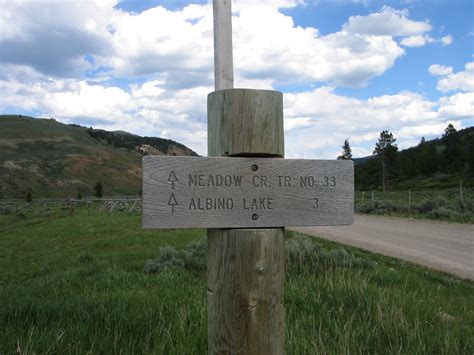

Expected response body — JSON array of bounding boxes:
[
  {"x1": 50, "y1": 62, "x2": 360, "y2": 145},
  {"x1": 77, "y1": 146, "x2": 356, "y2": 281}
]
[{"x1": 0, "y1": 0, "x2": 473, "y2": 159}]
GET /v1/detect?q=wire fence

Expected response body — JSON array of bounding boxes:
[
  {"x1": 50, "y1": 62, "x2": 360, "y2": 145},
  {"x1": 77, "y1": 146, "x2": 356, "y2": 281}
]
[
  {"x1": 355, "y1": 186, "x2": 474, "y2": 218},
  {"x1": 0, "y1": 196, "x2": 142, "y2": 218},
  {"x1": 1, "y1": 186, "x2": 473, "y2": 221}
]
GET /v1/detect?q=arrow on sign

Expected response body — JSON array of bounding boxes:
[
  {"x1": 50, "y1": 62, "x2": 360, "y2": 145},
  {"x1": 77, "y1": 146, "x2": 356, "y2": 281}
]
[
  {"x1": 168, "y1": 194, "x2": 178, "y2": 213},
  {"x1": 168, "y1": 170, "x2": 178, "y2": 189}
]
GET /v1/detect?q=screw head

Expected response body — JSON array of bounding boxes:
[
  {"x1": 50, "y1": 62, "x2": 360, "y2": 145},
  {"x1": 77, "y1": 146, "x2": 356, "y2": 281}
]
[
  {"x1": 251, "y1": 164, "x2": 258, "y2": 172},
  {"x1": 258, "y1": 266, "x2": 265, "y2": 274},
  {"x1": 252, "y1": 213, "x2": 259, "y2": 220}
]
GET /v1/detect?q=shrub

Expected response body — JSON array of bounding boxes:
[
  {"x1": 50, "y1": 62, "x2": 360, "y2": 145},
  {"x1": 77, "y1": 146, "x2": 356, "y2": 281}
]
[
  {"x1": 144, "y1": 239, "x2": 206, "y2": 274},
  {"x1": 356, "y1": 201, "x2": 375, "y2": 214},
  {"x1": 145, "y1": 236, "x2": 377, "y2": 275},
  {"x1": 426, "y1": 207, "x2": 459, "y2": 221},
  {"x1": 416, "y1": 199, "x2": 436, "y2": 213},
  {"x1": 286, "y1": 235, "x2": 377, "y2": 273}
]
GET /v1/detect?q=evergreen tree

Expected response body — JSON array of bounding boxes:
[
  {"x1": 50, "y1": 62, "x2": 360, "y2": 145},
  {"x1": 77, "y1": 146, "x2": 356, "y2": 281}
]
[
  {"x1": 76, "y1": 191, "x2": 82, "y2": 200},
  {"x1": 443, "y1": 123, "x2": 456, "y2": 137},
  {"x1": 26, "y1": 191, "x2": 32, "y2": 202},
  {"x1": 419, "y1": 136, "x2": 426, "y2": 145},
  {"x1": 373, "y1": 130, "x2": 398, "y2": 192},
  {"x1": 337, "y1": 139, "x2": 352, "y2": 160},
  {"x1": 467, "y1": 134, "x2": 474, "y2": 175},
  {"x1": 94, "y1": 182, "x2": 103, "y2": 198},
  {"x1": 418, "y1": 142, "x2": 439, "y2": 175},
  {"x1": 442, "y1": 123, "x2": 462, "y2": 172}
]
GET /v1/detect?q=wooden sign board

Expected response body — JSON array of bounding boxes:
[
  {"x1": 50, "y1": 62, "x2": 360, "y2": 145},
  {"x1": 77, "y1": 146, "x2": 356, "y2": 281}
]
[{"x1": 142, "y1": 156, "x2": 353, "y2": 228}]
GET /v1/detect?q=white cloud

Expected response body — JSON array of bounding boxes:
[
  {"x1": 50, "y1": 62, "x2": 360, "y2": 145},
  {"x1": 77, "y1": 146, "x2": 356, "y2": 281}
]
[
  {"x1": 2, "y1": 73, "x2": 471, "y2": 158},
  {"x1": 441, "y1": 35, "x2": 453, "y2": 46},
  {"x1": 0, "y1": 1, "x2": 116, "y2": 77},
  {"x1": 428, "y1": 64, "x2": 453, "y2": 76},
  {"x1": 0, "y1": 1, "x2": 418, "y2": 89},
  {"x1": 436, "y1": 62, "x2": 474, "y2": 93},
  {"x1": 343, "y1": 6, "x2": 432, "y2": 36},
  {"x1": 400, "y1": 35, "x2": 434, "y2": 47},
  {"x1": 233, "y1": 5, "x2": 405, "y2": 87},
  {"x1": 283, "y1": 87, "x2": 472, "y2": 158},
  {"x1": 437, "y1": 92, "x2": 474, "y2": 118}
]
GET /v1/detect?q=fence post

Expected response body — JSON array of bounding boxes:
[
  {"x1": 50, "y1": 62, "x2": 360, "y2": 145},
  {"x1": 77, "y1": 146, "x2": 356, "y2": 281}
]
[
  {"x1": 408, "y1": 189, "x2": 411, "y2": 216},
  {"x1": 371, "y1": 190, "x2": 375, "y2": 205},
  {"x1": 460, "y1": 180, "x2": 464, "y2": 204},
  {"x1": 69, "y1": 199, "x2": 74, "y2": 217}
]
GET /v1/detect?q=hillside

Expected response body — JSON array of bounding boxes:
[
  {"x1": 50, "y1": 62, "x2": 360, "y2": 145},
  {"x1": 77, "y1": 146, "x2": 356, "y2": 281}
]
[
  {"x1": 355, "y1": 126, "x2": 474, "y2": 190},
  {"x1": 0, "y1": 115, "x2": 197, "y2": 198}
]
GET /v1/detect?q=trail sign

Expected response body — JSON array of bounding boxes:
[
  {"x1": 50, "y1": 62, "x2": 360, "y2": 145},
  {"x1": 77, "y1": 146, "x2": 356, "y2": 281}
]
[{"x1": 142, "y1": 156, "x2": 353, "y2": 229}]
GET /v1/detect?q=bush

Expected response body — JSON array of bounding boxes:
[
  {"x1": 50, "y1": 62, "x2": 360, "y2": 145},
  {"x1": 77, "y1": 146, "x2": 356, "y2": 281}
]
[
  {"x1": 426, "y1": 207, "x2": 459, "y2": 221},
  {"x1": 145, "y1": 236, "x2": 377, "y2": 275},
  {"x1": 144, "y1": 240, "x2": 206, "y2": 274},
  {"x1": 287, "y1": 235, "x2": 377, "y2": 273},
  {"x1": 415, "y1": 199, "x2": 436, "y2": 213},
  {"x1": 356, "y1": 201, "x2": 375, "y2": 214}
]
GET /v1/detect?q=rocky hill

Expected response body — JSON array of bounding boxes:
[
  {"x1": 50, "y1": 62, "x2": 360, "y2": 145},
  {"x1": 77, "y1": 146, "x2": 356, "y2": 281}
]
[{"x1": 0, "y1": 115, "x2": 197, "y2": 198}]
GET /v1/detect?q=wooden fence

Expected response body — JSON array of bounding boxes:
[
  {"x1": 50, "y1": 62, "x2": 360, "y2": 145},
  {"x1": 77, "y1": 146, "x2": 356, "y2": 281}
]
[{"x1": 0, "y1": 197, "x2": 142, "y2": 217}]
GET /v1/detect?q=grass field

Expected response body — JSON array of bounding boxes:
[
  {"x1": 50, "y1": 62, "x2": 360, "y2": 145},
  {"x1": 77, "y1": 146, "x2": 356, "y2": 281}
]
[{"x1": 1, "y1": 212, "x2": 473, "y2": 353}]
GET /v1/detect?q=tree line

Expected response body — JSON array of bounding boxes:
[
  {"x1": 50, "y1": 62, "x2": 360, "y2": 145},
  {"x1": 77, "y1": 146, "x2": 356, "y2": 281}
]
[
  {"x1": 337, "y1": 124, "x2": 474, "y2": 191},
  {"x1": 85, "y1": 127, "x2": 198, "y2": 156}
]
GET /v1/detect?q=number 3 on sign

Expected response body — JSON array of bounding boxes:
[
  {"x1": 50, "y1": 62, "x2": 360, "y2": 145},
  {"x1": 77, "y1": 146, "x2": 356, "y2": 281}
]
[{"x1": 313, "y1": 198, "x2": 319, "y2": 209}]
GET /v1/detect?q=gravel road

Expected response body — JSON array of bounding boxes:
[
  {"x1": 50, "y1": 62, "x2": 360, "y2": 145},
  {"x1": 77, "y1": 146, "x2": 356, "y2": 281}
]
[{"x1": 291, "y1": 215, "x2": 474, "y2": 280}]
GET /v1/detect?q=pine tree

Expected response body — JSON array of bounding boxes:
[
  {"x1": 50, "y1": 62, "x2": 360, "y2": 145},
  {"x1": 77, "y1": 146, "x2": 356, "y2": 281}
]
[
  {"x1": 337, "y1": 139, "x2": 352, "y2": 160},
  {"x1": 443, "y1": 123, "x2": 456, "y2": 137},
  {"x1": 94, "y1": 182, "x2": 103, "y2": 198},
  {"x1": 76, "y1": 191, "x2": 82, "y2": 200},
  {"x1": 442, "y1": 123, "x2": 462, "y2": 172},
  {"x1": 26, "y1": 191, "x2": 32, "y2": 202},
  {"x1": 373, "y1": 130, "x2": 398, "y2": 192}
]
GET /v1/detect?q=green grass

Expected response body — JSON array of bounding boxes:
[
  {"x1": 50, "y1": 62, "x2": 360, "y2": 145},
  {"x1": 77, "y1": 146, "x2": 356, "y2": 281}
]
[{"x1": 1, "y1": 213, "x2": 473, "y2": 353}]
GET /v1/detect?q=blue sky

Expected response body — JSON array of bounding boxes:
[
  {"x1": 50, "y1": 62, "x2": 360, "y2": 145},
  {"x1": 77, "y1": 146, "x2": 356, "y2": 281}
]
[{"x1": 0, "y1": 0, "x2": 472, "y2": 158}]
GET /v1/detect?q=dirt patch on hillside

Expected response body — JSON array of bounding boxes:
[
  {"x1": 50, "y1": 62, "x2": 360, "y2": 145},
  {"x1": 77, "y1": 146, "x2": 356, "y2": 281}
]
[{"x1": 66, "y1": 156, "x2": 97, "y2": 176}]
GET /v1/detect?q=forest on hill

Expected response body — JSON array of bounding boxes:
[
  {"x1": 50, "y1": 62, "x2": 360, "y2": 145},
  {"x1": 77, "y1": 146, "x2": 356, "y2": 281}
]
[{"x1": 354, "y1": 125, "x2": 474, "y2": 190}]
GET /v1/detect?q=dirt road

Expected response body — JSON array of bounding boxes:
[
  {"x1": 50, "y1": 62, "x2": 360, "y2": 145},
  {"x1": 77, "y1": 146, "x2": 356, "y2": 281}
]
[{"x1": 291, "y1": 215, "x2": 473, "y2": 280}]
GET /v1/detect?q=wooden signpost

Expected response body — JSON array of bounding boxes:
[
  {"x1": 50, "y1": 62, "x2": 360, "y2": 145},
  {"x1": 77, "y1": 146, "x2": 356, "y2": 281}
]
[
  {"x1": 143, "y1": 156, "x2": 353, "y2": 228},
  {"x1": 142, "y1": 1, "x2": 353, "y2": 353}
]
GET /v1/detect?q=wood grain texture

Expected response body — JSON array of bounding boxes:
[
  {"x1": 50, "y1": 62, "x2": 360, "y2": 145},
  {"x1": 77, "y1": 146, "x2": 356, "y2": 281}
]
[
  {"x1": 208, "y1": 89, "x2": 284, "y2": 157},
  {"x1": 142, "y1": 156, "x2": 354, "y2": 228},
  {"x1": 207, "y1": 87, "x2": 285, "y2": 354},
  {"x1": 208, "y1": 228, "x2": 285, "y2": 355},
  {"x1": 213, "y1": 0, "x2": 233, "y2": 90}
]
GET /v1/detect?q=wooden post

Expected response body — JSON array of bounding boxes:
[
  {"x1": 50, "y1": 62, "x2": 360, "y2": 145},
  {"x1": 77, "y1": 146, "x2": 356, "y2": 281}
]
[
  {"x1": 213, "y1": 0, "x2": 233, "y2": 91},
  {"x1": 460, "y1": 180, "x2": 464, "y2": 204},
  {"x1": 408, "y1": 189, "x2": 411, "y2": 216},
  {"x1": 69, "y1": 199, "x2": 74, "y2": 217},
  {"x1": 208, "y1": 90, "x2": 285, "y2": 355},
  {"x1": 208, "y1": 1, "x2": 284, "y2": 353}
]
